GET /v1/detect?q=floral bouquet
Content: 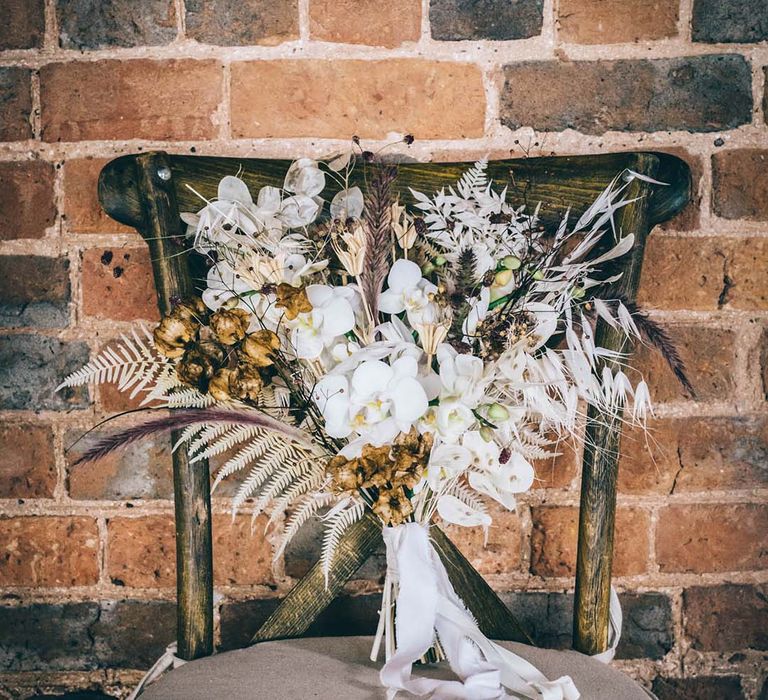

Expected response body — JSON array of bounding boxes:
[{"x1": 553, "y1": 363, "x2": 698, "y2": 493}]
[{"x1": 60, "y1": 143, "x2": 690, "y2": 699}]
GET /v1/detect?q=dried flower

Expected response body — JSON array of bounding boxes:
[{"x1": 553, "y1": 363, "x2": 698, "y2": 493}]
[
  {"x1": 153, "y1": 315, "x2": 198, "y2": 358},
  {"x1": 373, "y1": 485, "x2": 413, "y2": 526},
  {"x1": 210, "y1": 308, "x2": 250, "y2": 345},
  {"x1": 177, "y1": 340, "x2": 225, "y2": 389},
  {"x1": 327, "y1": 443, "x2": 393, "y2": 493},
  {"x1": 391, "y1": 428, "x2": 433, "y2": 489},
  {"x1": 241, "y1": 330, "x2": 280, "y2": 367},
  {"x1": 172, "y1": 297, "x2": 209, "y2": 324},
  {"x1": 230, "y1": 363, "x2": 264, "y2": 403},
  {"x1": 391, "y1": 201, "x2": 417, "y2": 251},
  {"x1": 331, "y1": 220, "x2": 367, "y2": 277},
  {"x1": 275, "y1": 283, "x2": 312, "y2": 320},
  {"x1": 208, "y1": 368, "x2": 235, "y2": 402}
]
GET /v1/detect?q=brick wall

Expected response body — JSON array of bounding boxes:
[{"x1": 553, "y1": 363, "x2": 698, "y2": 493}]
[{"x1": 0, "y1": 0, "x2": 766, "y2": 697}]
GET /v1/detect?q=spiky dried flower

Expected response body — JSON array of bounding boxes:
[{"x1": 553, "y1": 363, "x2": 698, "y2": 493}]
[
  {"x1": 331, "y1": 220, "x2": 367, "y2": 277},
  {"x1": 372, "y1": 485, "x2": 413, "y2": 526},
  {"x1": 210, "y1": 308, "x2": 250, "y2": 345}
]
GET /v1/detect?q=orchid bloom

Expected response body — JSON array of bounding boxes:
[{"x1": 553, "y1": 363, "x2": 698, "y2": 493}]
[
  {"x1": 378, "y1": 259, "x2": 438, "y2": 324},
  {"x1": 313, "y1": 356, "x2": 428, "y2": 446},
  {"x1": 289, "y1": 285, "x2": 356, "y2": 360}
]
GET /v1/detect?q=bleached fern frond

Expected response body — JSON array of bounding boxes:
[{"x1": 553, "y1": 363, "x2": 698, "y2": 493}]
[
  {"x1": 266, "y1": 472, "x2": 330, "y2": 533},
  {"x1": 56, "y1": 325, "x2": 169, "y2": 398},
  {"x1": 211, "y1": 430, "x2": 286, "y2": 491},
  {"x1": 517, "y1": 442, "x2": 557, "y2": 461},
  {"x1": 250, "y1": 457, "x2": 320, "y2": 523},
  {"x1": 173, "y1": 422, "x2": 206, "y2": 452},
  {"x1": 188, "y1": 422, "x2": 240, "y2": 459},
  {"x1": 320, "y1": 498, "x2": 365, "y2": 586},
  {"x1": 273, "y1": 491, "x2": 336, "y2": 563},
  {"x1": 160, "y1": 386, "x2": 216, "y2": 409},
  {"x1": 191, "y1": 424, "x2": 269, "y2": 463},
  {"x1": 455, "y1": 159, "x2": 488, "y2": 199},
  {"x1": 445, "y1": 480, "x2": 489, "y2": 519}
]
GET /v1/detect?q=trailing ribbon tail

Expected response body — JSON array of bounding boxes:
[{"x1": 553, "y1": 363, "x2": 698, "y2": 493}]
[{"x1": 379, "y1": 523, "x2": 580, "y2": 699}]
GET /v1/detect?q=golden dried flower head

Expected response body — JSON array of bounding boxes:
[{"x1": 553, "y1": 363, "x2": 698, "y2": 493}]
[
  {"x1": 208, "y1": 368, "x2": 235, "y2": 402},
  {"x1": 390, "y1": 428, "x2": 433, "y2": 489},
  {"x1": 177, "y1": 340, "x2": 225, "y2": 388},
  {"x1": 229, "y1": 363, "x2": 264, "y2": 403},
  {"x1": 209, "y1": 308, "x2": 250, "y2": 345},
  {"x1": 275, "y1": 283, "x2": 312, "y2": 320},
  {"x1": 153, "y1": 315, "x2": 198, "y2": 358},
  {"x1": 172, "y1": 297, "x2": 209, "y2": 324},
  {"x1": 373, "y1": 485, "x2": 413, "y2": 526},
  {"x1": 326, "y1": 443, "x2": 393, "y2": 493},
  {"x1": 241, "y1": 330, "x2": 280, "y2": 367}
]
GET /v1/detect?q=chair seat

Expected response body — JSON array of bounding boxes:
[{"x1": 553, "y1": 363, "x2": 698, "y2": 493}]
[{"x1": 141, "y1": 636, "x2": 653, "y2": 699}]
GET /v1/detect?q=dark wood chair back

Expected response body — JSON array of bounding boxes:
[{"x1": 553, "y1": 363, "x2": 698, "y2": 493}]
[{"x1": 98, "y1": 151, "x2": 690, "y2": 661}]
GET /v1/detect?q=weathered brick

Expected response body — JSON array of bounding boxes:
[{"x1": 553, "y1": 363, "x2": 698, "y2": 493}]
[
  {"x1": 632, "y1": 325, "x2": 737, "y2": 402},
  {"x1": 67, "y1": 430, "x2": 173, "y2": 500},
  {"x1": 0, "y1": 517, "x2": 99, "y2": 586},
  {"x1": 81, "y1": 247, "x2": 158, "y2": 322},
  {"x1": 558, "y1": 0, "x2": 678, "y2": 43},
  {"x1": 62, "y1": 158, "x2": 135, "y2": 235},
  {"x1": 0, "y1": 68, "x2": 32, "y2": 141},
  {"x1": 57, "y1": 0, "x2": 177, "y2": 50},
  {"x1": 219, "y1": 597, "x2": 281, "y2": 650},
  {"x1": 712, "y1": 150, "x2": 768, "y2": 221},
  {"x1": 684, "y1": 584, "x2": 768, "y2": 652},
  {"x1": 0, "y1": 334, "x2": 90, "y2": 411},
  {"x1": 534, "y1": 446, "x2": 580, "y2": 489},
  {"x1": 499, "y1": 591, "x2": 672, "y2": 658},
  {"x1": 0, "y1": 0, "x2": 45, "y2": 49},
  {"x1": 500, "y1": 55, "x2": 752, "y2": 134},
  {"x1": 639, "y1": 236, "x2": 768, "y2": 311},
  {"x1": 652, "y1": 675, "x2": 746, "y2": 700},
  {"x1": 430, "y1": 0, "x2": 542, "y2": 40},
  {"x1": 530, "y1": 506, "x2": 650, "y2": 577},
  {"x1": 107, "y1": 514, "x2": 273, "y2": 587},
  {"x1": 186, "y1": 0, "x2": 298, "y2": 45},
  {"x1": 444, "y1": 501, "x2": 522, "y2": 575},
  {"x1": 0, "y1": 423, "x2": 56, "y2": 499},
  {"x1": 0, "y1": 161, "x2": 56, "y2": 242},
  {"x1": 656, "y1": 504, "x2": 768, "y2": 573},
  {"x1": 0, "y1": 602, "x2": 100, "y2": 671},
  {"x1": 40, "y1": 59, "x2": 223, "y2": 142},
  {"x1": 310, "y1": 0, "x2": 419, "y2": 47},
  {"x1": 692, "y1": 0, "x2": 767, "y2": 43},
  {"x1": 656, "y1": 150, "x2": 702, "y2": 231},
  {"x1": 230, "y1": 60, "x2": 485, "y2": 139},
  {"x1": 619, "y1": 416, "x2": 768, "y2": 495},
  {"x1": 91, "y1": 599, "x2": 176, "y2": 668},
  {"x1": 0, "y1": 255, "x2": 70, "y2": 328}
]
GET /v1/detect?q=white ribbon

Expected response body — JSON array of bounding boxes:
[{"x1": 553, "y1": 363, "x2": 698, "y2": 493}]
[
  {"x1": 378, "y1": 523, "x2": 581, "y2": 700},
  {"x1": 126, "y1": 642, "x2": 187, "y2": 700},
  {"x1": 591, "y1": 586, "x2": 622, "y2": 664}
]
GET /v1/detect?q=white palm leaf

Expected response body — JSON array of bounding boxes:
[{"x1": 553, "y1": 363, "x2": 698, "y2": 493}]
[{"x1": 320, "y1": 499, "x2": 366, "y2": 586}]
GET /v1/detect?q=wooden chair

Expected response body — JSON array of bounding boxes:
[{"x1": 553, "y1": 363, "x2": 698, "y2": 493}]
[{"x1": 98, "y1": 151, "x2": 690, "y2": 697}]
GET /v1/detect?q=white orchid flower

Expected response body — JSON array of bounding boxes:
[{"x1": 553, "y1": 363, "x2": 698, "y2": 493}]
[
  {"x1": 378, "y1": 259, "x2": 437, "y2": 323},
  {"x1": 284, "y1": 158, "x2": 326, "y2": 198},
  {"x1": 462, "y1": 287, "x2": 490, "y2": 340},
  {"x1": 424, "y1": 400, "x2": 475, "y2": 442},
  {"x1": 313, "y1": 356, "x2": 428, "y2": 443},
  {"x1": 289, "y1": 285, "x2": 356, "y2": 360},
  {"x1": 330, "y1": 187, "x2": 364, "y2": 220},
  {"x1": 436, "y1": 343, "x2": 488, "y2": 408},
  {"x1": 279, "y1": 194, "x2": 320, "y2": 229}
]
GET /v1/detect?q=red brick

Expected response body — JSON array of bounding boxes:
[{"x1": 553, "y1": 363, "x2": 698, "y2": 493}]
[
  {"x1": 81, "y1": 247, "x2": 158, "y2": 321},
  {"x1": 655, "y1": 150, "x2": 702, "y2": 232},
  {"x1": 713, "y1": 150, "x2": 768, "y2": 221},
  {"x1": 310, "y1": 0, "x2": 420, "y2": 47},
  {"x1": 0, "y1": 255, "x2": 70, "y2": 328},
  {"x1": 0, "y1": 423, "x2": 56, "y2": 499},
  {"x1": 230, "y1": 60, "x2": 485, "y2": 139},
  {"x1": 62, "y1": 158, "x2": 135, "y2": 235},
  {"x1": 186, "y1": 0, "x2": 298, "y2": 45},
  {"x1": 430, "y1": 0, "x2": 542, "y2": 40},
  {"x1": 530, "y1": 506, "x2": 650, "y2": 577},
  {"x1": 653, "y1": 675, "x2": 745, "y2": 700},
  {"x1": 0, "y1": 517, "x2": 99, "y2": 586},
  {"x1": 40, "y1": 59, "x2": 223, "y2": 142},
  {"x1": 656, "y1": 504, "x2": 768, "y2": 573},
  {"x1": 443, "y1": 501, "x2": 522, "y2": 576},
  {"x1": 533, "y1": 445, "x2": 580, "y2": 489},
  {"x1": 501, "y1": 56, "x2": 751, "y2": 134},
  {"x1": 639, "y1": 235, "x2": 768, "y2": 311},
  {"x1": 683, "y1": 584, "x2": 768, "y2": 651},
  {"x1": 558, "y1": 0, "x2": 678, "y2": 44},
  {"x1": 0, "y1": 0, "x2": 45, "y2": 49},
  {"x1": 0, "y1": 161, "x2": 55, "y2": 241},
  {"x1": 619, "y1": 416, "x2": 768, "y2": 495},
  {"x1": 66, "y1": 430, "x2": 173, "y2": 500},
  {"x1": 0, "y1": 68, "x2": 32, "y2": 141},
  {"x1": 632, "y1": 325, "x2": 737, "y2": 402},
  {"x1": 108, "y1": 514, "x2": 273, "y2": 588}
]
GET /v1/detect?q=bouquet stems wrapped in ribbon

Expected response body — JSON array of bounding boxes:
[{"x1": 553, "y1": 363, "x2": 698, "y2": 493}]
[{"x1": 61, "y1": 143, "x2": 690, "y2": 699}]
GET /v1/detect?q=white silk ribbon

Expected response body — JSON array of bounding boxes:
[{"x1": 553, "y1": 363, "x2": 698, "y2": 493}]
[{"x1": 378, "y1": 523, "x2": 581, "y2": 700}]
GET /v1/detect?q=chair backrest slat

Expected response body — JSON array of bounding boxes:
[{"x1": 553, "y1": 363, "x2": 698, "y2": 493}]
[{"x1": 98, "y1": 150, "x2": 690, "y2": 659}]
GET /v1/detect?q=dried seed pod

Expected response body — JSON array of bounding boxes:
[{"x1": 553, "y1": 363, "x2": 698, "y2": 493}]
[
  {"x1": 173, "y1": 297, "x2": 209, "y2": 324},
  {"x1": 275, "y1": 283, "x2": 312, "y2": 320},
  {"x1": 153, "y1": 315, "x2": 198, "y2": 358},
  {"x1": 209, "y1": 308, "x2": 250, "y2": 345},
  {"x1": 208, "y1": 368, "x2": 235, "y2": 402},
  {"x1": 229, "y1": 363, "x2": 264, "y2": 403},
  {"x1": 241, "y1": 330, "x2": 280, "y2": 367},
  {"x1": 177, "y1": 340, "x2": 225, "y2": 389},
  {"x1": 372, "y1": 485, "x2": 413, "y2": 526}
]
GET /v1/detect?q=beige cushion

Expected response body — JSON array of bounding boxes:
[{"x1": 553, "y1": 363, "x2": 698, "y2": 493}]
[{"x1": 141, "y1": 636, "x2": 653, "y2": 699}]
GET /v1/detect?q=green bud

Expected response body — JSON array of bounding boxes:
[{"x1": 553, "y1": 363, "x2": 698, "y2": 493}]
[
  {"x1": 434, "y1": 255, "x2": 447, "y2": 267},
  {"x1": 494, "y1": 269, "x2": 513, "y2": 287},
  {"x1": 501, "y1": 255, "x2": 521, "y2": 271},
  {"x1": 422, "y1": 262, "x2": 435, "y2": 275},
  {"x1": 572, "y1": 286, "x2": 586, "y2": 299},
  {"x1": 532, "y1": 269, "x2": 545, "y2": 281},
  {"x1": 487, "y1": 403, "x2": 510, "y2": 421}
]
